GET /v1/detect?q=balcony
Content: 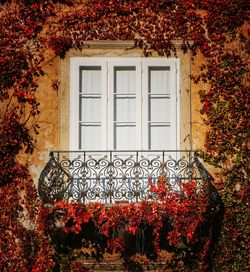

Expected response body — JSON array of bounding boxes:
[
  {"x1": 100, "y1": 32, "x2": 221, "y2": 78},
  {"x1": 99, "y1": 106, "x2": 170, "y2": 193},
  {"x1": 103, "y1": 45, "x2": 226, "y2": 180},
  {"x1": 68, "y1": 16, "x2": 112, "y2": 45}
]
[{"x1": 38, "y1": 150, "x2": 215, "y2": 204}]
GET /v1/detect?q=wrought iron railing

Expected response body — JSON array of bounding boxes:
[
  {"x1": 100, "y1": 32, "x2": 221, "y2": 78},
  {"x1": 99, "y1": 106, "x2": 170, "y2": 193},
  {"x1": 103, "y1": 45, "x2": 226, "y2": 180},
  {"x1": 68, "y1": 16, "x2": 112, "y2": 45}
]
[{"x1": 38, "y1": 150, "x2": 214, "y2": 204}]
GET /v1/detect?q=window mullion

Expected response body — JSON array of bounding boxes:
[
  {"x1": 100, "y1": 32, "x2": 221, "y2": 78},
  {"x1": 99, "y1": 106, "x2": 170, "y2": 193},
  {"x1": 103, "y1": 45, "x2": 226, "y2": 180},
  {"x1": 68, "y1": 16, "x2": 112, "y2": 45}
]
[
  {"x1": 136, "y1": 61, "x2": 142, "y2": 150},
  {"x1": 141, "y1": 61, "x2": 148, "y2": 150},
  {"x1": 107, "y1": 61, "x2": 113, "y2": 150},
  {"x1": 102, "y1": 61, "x2": 108, "y2": 150},
  {"x1": 70, "y1": 59, "x2": 84, "y2": 150}
]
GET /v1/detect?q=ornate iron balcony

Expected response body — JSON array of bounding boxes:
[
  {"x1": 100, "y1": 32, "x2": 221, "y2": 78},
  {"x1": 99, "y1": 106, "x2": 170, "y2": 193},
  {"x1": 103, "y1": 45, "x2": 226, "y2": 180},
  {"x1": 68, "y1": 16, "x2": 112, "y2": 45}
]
[{"x1": 38, "y1": 150, "x2": 214, "y2": 204}]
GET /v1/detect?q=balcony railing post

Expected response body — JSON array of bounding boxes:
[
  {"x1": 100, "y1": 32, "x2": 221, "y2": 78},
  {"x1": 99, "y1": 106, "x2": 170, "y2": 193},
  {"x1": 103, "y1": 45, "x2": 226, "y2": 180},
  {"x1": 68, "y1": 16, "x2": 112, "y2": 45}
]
[
  {"x1": 82, "y1": 151, "x2": 86, "y2": 204},
  {"x1": 161, "y1": 151, "x2": 165, "y2": 175},
  {"x1": 57, "y1": 151, "x2": 60, "y2": 162},
  {"x1": 134, "y1": 151, "x2": 139, "y2": 202},
  {"x1": 188, "y1": 150, "x2": 192, "y2": 182},
  {"x1": 49, "y1": 151, "x2": 54, "y2": 159},
  {"x1": 108, "y1": 151, "x2": 113, "y2": 204}
]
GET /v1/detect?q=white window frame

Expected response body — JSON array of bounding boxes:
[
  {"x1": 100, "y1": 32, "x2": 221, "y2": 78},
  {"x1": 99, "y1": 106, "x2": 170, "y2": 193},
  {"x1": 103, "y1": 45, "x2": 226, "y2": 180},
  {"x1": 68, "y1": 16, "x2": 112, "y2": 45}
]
[{"x1": 70, "y1": 57, "x2": 180, "y2": 151}]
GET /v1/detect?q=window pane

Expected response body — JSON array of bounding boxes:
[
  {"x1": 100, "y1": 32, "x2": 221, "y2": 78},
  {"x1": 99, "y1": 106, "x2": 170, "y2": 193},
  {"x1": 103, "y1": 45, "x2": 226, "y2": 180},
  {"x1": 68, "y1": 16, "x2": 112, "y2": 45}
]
[
  {"x1": 115, "y1": 97, "x2": 136, "y2": 122},
  {"x1": 115, "y1": 67, "x2": 136, "y2": 94},
  {"x1": 80, "y1": 125, "x2": 101, "y2": 150},
  {"x1": 80, "y1": 96, "x2": 101, "y2": 122},
  {"x1": 114, "y1": 124, "x2": 136, "y2": 150},
  {"x1": 149, "y1": 124, "x2": 171, "y2": 150},
  {"x1": 149, "y1": 67, "x2": 170, "y2": 94},
  {"x1": 80, "y1": 67, "x2": 101, "y2": 94},
  {"x1": 149, "y1": 96, "x2": 171, "y2": 122}
]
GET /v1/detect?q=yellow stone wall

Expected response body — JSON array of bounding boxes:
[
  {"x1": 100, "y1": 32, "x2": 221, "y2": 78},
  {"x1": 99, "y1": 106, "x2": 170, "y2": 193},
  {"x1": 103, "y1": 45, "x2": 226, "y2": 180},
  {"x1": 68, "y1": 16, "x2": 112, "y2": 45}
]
[{"x1": 26, "y1": 41, "x2": 209, "y2": 184}]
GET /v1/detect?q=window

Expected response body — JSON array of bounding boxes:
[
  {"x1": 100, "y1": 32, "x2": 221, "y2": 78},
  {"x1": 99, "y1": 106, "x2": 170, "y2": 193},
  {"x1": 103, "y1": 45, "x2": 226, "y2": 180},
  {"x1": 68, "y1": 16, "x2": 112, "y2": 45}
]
[{"x1": 70, "y1": 57, "x2": 179, "y2": 151}]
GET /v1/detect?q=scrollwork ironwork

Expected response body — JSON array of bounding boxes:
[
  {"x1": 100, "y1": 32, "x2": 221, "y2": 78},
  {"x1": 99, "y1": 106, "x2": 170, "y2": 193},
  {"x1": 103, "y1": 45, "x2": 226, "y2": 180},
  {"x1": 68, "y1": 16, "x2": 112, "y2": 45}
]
[{"x1": 38, "y1": 150, "x2": 213, "y2": 204}]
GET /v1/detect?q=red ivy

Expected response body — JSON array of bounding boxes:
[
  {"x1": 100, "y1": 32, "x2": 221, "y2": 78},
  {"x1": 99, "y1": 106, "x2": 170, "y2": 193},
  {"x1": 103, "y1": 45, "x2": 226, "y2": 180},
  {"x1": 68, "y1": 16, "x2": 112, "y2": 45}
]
[
  {"x1": 47, "y1": 177, "x2": 209, "y2": 265},
  {"x1": 0, "y1": 0, "x2": 249, "y2": 271}
]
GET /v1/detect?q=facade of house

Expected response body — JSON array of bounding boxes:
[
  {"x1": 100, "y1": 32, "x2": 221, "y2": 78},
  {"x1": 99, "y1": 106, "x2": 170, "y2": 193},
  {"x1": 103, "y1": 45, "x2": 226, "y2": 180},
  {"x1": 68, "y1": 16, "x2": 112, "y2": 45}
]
[
  {"x1": 31, "y1": 41, "x2": 213, "y2": 204},
  {"x1": 2, "y1": 2, "x2": 247, "y2": 271}
]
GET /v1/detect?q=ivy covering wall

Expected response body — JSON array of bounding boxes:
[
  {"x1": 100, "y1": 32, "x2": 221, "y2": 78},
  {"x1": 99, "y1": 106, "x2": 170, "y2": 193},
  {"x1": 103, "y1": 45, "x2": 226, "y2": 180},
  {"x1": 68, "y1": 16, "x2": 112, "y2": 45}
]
[{"x1": 0, "y1": 1, "x2": 249, "y2": 271}]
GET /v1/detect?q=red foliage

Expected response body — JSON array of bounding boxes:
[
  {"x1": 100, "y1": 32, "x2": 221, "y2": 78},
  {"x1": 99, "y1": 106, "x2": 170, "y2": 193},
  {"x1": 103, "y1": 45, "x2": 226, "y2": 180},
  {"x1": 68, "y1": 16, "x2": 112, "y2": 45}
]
[
  {"x1": 0, "y1": 0, "x2": 249, "y2": 271},
  {"x1": 47, "y1": 177, "x2": 209, "y2": 267}
]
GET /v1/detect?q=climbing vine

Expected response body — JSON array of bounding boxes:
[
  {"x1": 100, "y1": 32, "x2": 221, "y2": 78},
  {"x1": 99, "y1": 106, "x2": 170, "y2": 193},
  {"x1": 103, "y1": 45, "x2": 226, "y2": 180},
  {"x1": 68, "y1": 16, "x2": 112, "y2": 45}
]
[
  {"x1": 41, "y1": 178, "x2": 213, "y2": 271},
  {"x1": 0, "y1": 0, "x2": 249, "y2": 271}
]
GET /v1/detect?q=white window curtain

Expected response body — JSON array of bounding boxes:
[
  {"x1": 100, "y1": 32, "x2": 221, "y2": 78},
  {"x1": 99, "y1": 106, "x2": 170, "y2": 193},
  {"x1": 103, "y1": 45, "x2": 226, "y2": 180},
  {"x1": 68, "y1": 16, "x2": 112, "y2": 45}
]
[
  {"x1": 79, "y1": 67, "x2": 102, "y2": 150},
  {"x1": 113, "y1": 67, "x2": 136, "y2": 150},
  {"x1": 148, "y1": 67, "x2": 171, "y2": 150}
]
